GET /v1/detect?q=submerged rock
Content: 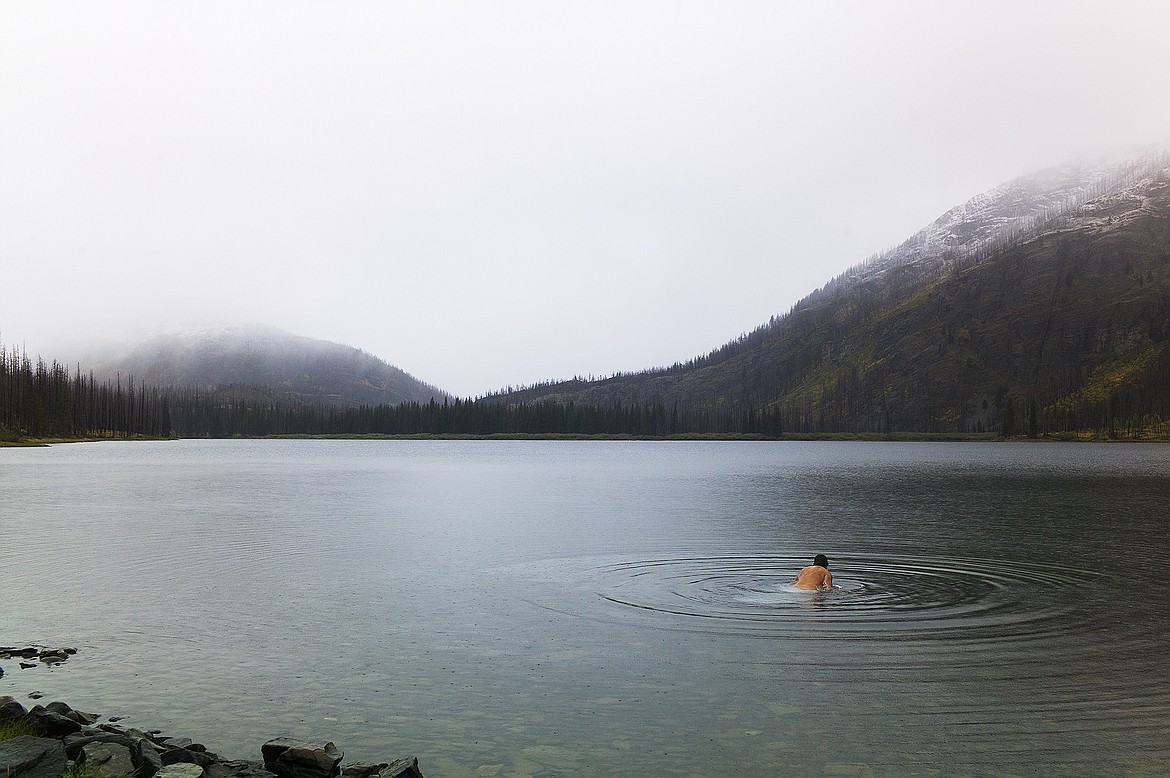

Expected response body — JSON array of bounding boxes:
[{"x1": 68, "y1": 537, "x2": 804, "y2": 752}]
[{"x1": 0, "y1": 647, "x2": 78, "y2": 666}]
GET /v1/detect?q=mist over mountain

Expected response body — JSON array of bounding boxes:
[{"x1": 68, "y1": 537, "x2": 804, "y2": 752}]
[
  {"x1": 9, "y1": 152, "x2": 1168, "y2": 439},
  {"x1": 848, "y1": 151, "x2": 1163, "y2": 283},
  {"x1": 486, "y1": 151, "x2": 1170, "y2": 435},
  {"x1": 83, "y1": 323, "x2": 446, "y2": 408}
]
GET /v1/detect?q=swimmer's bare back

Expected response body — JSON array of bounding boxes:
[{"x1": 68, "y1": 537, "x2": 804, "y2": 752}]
[{"x1": 792, "y1": 565, "x2": 833, "y2": 590}]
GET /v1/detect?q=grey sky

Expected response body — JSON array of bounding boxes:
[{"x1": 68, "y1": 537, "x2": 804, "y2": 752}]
[{"x1": 3, "y1": 1, "x2": 1169, "y2": 397}]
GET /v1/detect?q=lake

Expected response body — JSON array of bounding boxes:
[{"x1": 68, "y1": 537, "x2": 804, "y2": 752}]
[{"x1": 2, "y1": 440, "x2": 1168, "y2": 776}]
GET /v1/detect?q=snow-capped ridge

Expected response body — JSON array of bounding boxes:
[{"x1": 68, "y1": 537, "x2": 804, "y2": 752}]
[{"x1": 836, "y1": 148, "x2": 1170, "y2": 288}]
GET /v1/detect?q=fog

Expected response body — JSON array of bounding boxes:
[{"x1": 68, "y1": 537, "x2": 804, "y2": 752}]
[{"x1": 3, "y1": 1, "x2": 1168, "y2": 397}]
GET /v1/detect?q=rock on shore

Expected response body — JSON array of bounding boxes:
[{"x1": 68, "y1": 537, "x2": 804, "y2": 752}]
[{"x1": 0, "y1": 698, "x2": 424, "y2": 778}]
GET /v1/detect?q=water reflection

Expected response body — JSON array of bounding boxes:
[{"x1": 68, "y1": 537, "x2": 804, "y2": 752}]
[{"x1": 2, "y1": 440, "x2": 1169, "y2": 775}]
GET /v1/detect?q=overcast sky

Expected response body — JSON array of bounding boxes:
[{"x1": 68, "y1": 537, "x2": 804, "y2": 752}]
[{"x1": 3, "y1": 1, "x2": 1169, "y2": 397}]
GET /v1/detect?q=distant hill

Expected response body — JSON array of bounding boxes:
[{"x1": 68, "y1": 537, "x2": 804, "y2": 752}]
[
  {"x1": 86, "y1": 324, "x2": 447, "y2": 408},
  {"x1": 8, "y1": 154, "x2": 1169, "y2": 439},
  {"x1": 485, "y1": 151, "x2": 1170, "y2": 436}
]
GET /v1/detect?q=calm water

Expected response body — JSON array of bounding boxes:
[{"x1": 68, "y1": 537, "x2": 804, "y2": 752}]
[{"x1": 2, "y1": 440, "x2": 1168, "y2": 776}]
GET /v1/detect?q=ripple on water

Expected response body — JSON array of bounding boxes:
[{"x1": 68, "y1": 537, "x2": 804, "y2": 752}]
[
  {"x1": 500, "y1": 551, "x2": 1170, "y2": 757},
  {"x1": 507, "y1": 552, "x2": 1103, "y2": 643}
]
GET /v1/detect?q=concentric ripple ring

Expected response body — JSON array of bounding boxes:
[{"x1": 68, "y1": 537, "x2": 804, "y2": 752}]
[{"x1": 568, "y1": 553, "x2": 1102, "y2": 641}]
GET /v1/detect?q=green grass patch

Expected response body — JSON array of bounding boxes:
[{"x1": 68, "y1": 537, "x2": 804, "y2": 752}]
[
  {"x1": 0, "y1": 436, "x2": 170, "y2": 447},
  {"x1": 0, "y1": 716, "x2": 40, "y2": 741},
  {"x1": 1057, "y1": 342, "x2": 1168, "y2": 407}
]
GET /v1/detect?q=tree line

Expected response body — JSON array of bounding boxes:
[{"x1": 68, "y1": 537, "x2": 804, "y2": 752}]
[
  {"x1": 1, "y1": 347, "x2": 171, "y2": 440},
  {"x1": 3, "y1": 340, "x2": 1165, "y2": 441},
  {"x1": 0, "y1": 344, "x2": 786, "y2": 439}
]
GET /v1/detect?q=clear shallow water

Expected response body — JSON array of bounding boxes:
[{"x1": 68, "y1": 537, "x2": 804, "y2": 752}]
[{"x1": 2, "y1": 440, "x2": 1168, "y2": 776}]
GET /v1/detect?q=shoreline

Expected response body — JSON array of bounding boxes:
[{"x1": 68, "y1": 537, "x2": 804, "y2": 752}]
[
  {"x1": 0, "y1": 696, "x2": 424, "y2": 778},
  {"x1": 5, "y1": 431, "x2": 1168, "y2": 446}
]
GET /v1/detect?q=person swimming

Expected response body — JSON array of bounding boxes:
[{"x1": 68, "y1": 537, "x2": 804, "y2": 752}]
[{"x1": 793, "y1": 554, "x2": 833, "y2": 590}]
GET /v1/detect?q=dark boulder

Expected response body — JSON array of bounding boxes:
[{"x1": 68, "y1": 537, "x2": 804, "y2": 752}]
[
  {"x1": 80, "y1": 742, "x2": 138, "y2": 778},
  {"x1": 262, "y1": 739, "x2": 343, "y2": 778},
  {"x1": 135, "y1": 738, "x2": 164, "y2": 778},
  {"x1": 0, "y1": 736, "x2": 68, "y2": 778},
  {"x1": 205, "y1": 760, "x2": 279, "y2": 778},
  {"x1": 0, "y1": 695, "x2": 27, "y2": 720},
  {"x1": 161, "y1": 748, "x2": 216, "y2": 768},
  {"x1": 65, "y1": 722, "x2": 165, "y2": 778},
  {"x1": 381, "y1": 758, "x2": 424, "y2": 778},
  {"x1": 336, "y1": 760, "x2": 423, "y2": 778},
  {"x1": 45, "y1": 700, "x2": 98, "y2": 725},
  {"x1": 340, "y1": 763, "x2": 386, "y2": 778},
  {"x1": 260, "y1": 739, "x2": 299, "y2": 766},
  {"x1": 25, "y1": 705, "x2": 83, "y2": 737},
  {"x1": 63, "y1": 731, "x2": 136, "y2": 760}
]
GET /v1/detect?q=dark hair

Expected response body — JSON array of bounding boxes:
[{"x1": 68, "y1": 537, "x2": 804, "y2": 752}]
[{"x1": 813, "y1": 554, "x2": 829, "y2": 568}]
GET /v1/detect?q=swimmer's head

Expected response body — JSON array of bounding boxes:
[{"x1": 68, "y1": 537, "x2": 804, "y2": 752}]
[{"x1": 813, "y1": 554, "x2": 829, "y2": 568}]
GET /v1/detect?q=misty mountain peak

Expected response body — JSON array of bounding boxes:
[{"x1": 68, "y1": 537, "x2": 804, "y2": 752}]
[
  {"x1": 86, "y1": 323, "x2": 447, "y2": 407},
  {"x1": 851, "y1": 149, "x2": 1170, "y2": 283}
]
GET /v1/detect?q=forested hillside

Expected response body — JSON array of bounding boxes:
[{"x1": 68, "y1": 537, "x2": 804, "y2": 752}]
[
  {"x1": 0, "y1": 346, "x2": 681, "y2": 439},
  {"x1": 485, "y1": 153, "x2": 1170, "y2": 437},
  {"x1": 5, "y1": 154, "x2": 1170, "y2": 440}
]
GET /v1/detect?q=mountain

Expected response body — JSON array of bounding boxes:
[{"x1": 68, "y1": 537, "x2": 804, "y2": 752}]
[
  {"x1": 85, "y1": 324, "x2": 446, "y2": 408},
  {"x1": 485, "y1": 151, "x2": 1170, "y2": 435},
  {"x1": 853, "y1": 153, "x2": 1158, "y2": 282}
]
